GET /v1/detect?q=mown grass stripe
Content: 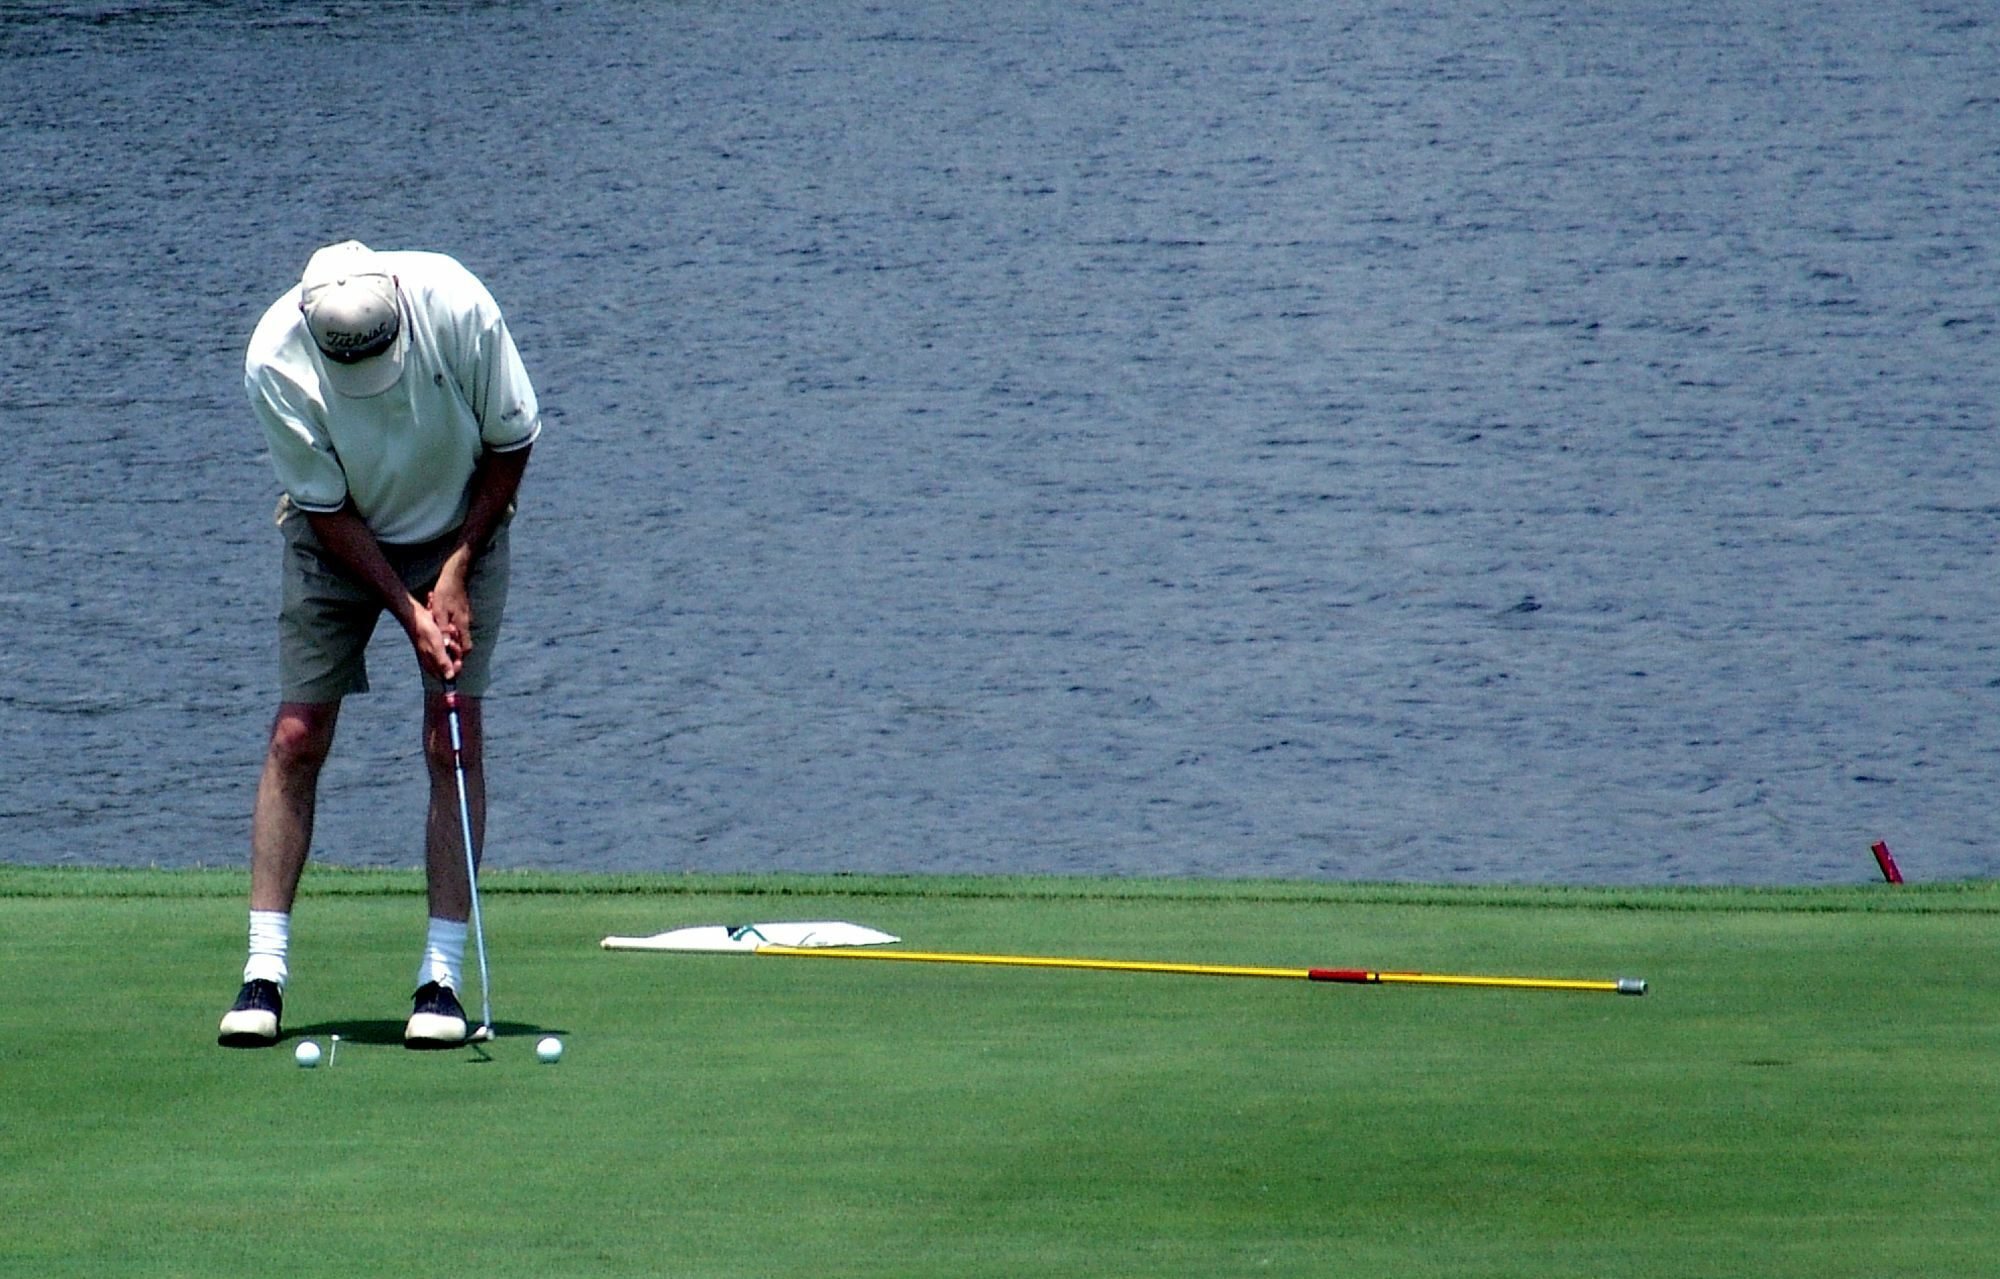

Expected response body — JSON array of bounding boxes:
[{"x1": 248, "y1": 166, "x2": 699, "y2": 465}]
[{"x1": 3, "y1": 863, "x2": 1994, "y2": 914}]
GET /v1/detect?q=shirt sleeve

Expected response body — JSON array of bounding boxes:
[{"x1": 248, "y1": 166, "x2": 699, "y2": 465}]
[
  {"x1": 476, "y1": 314, "x2": 542, "y2": 453},
  {"x1": 244, "y1": 359, "x2": 348, "y2": 513},
  {"x1": 448, "y1": 270, "x2": 542, "y2": 453}
]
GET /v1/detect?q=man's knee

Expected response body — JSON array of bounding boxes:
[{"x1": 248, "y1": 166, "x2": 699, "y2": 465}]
[
  {"x1": 267, "y1": 703, "x2": 339, "y2": 775},
  {"x1": 425, "y1": 698, "x2": 481, "y2": 775}
]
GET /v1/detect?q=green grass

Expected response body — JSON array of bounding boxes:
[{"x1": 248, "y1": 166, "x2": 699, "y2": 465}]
[{"x1": 2, "y1": 867, "x2": 1994, "y2": 1277}]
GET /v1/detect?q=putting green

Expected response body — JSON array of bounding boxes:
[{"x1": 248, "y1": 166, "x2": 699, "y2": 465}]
[{"x1": 1, "y1": 868, "x2": 1993, "y2": 1278}]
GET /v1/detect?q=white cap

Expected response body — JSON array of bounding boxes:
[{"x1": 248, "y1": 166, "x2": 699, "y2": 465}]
[{"x1": 299, "y1": 241, "x2": 406, "y2": 398}]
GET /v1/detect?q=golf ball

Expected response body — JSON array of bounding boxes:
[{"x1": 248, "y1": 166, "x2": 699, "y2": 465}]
[
  {"x1": 295, "y1": 1040, "x2": 322, "y2": 1069},
  {"x1": 535, "y1": 1036, "x2": 563, "y2": 1064}
]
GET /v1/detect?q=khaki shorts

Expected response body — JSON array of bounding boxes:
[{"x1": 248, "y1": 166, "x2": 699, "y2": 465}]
[{"x1": 276, "y1": 502, "x2": 511, "y2": 703}]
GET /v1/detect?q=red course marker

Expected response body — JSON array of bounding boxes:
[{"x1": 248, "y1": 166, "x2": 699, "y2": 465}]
[{"x1": 1870, "y1": 840, "x2": 1905, "y2": 884}]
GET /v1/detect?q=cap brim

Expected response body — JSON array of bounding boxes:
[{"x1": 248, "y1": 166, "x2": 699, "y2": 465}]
[{"x1": 319, "y1": 321, "x2": 406, "y2": 398}]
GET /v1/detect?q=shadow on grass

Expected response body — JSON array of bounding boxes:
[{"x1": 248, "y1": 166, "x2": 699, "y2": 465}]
[{"x1": 287, "y1": 1019, "x2": 556, "y2": 1047}]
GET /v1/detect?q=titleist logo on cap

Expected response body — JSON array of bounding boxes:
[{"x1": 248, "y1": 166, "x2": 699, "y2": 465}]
[
  {"x1": 297, "y1": 242, "x2": 407, "y2": 395},
  {"x1": 311, "y1": 298, "x2": 398, "y2": 362}
]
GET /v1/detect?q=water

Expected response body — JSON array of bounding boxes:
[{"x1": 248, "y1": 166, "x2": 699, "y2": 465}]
[{"x1": 4, "y1": 0, "x2": 1998, "y2": 884}]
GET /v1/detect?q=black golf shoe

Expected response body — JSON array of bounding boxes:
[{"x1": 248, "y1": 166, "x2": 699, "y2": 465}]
[
  {"x1": 217, "y1": 978, "x2": 283, "y2": 1048},
  {"x1": 404, "y1": 981, "x2": 469, "y2": 1049}
]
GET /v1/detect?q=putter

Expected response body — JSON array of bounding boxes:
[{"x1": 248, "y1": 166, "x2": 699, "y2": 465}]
[{"x1": 442, "y1": 678, "x2": 495, "y2": 1042}]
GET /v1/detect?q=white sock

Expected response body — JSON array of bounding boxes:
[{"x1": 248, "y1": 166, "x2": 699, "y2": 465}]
[
  {"x1": 243, "y1": 910, "x2": 290, "y2": 989},
  {"x1": 418, "y1": 917, "x2": 467, "y2": 991}
]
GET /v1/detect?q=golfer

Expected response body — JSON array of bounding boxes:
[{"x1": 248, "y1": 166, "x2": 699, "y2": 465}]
[{"x1": 219, "y1": 241, "x2": 540, "y2": 1049}]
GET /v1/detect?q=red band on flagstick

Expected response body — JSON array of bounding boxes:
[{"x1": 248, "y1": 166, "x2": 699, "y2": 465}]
[
  {"x1": 1870, "y1": 840, "x2": 1904, "y2": 884},
  {"x1": 1308, "y1": 969, "x2": 1375, "y2": 984}
]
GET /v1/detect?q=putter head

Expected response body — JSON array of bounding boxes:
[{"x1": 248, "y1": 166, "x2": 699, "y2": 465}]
[{"x1": 469, "y1": 1024, "x2": 495, "y2": 1043}]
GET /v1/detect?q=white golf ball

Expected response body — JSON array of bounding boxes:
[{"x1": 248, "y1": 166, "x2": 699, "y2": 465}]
[
  {"x1": 295, "y1": 1040, "x2": 322, "y2": 1068},
  {"x1": 535, "y1": 1036, "x2": 563, "y2": 1064}
]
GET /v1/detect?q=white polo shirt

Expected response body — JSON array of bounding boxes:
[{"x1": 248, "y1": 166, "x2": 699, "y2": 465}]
[{"x1": 246, "y1": 250, "x2": 541, "y2": 545}]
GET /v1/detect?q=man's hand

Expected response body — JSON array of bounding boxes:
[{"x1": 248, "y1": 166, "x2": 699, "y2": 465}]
[
  {"x1": 409, "y1": 603, "x2": 463, "y2": 683},
  {"x1": 427, "y1": 550, "x2": 475, "y2": 671},
  {"x1": 305, "y1": 505, "x2": 464, "y2": 682}
]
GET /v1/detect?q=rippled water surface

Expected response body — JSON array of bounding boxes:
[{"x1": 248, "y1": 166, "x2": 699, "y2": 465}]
[{"x1": 4, "y1": 0, "x2": 1998, "y2": 884}]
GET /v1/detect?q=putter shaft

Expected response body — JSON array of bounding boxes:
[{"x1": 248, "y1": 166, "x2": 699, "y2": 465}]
[{"x1": 443, "y1": 681, "x2": 494, "y2": 1035}]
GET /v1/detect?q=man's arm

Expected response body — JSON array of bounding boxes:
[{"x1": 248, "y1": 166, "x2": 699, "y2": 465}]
[
  {"x1": 303, "y1": 506, "x2": 462, "y2": 680},
  {"x1": 427, "y1": 443, "x2": 532, "y2": 663}
]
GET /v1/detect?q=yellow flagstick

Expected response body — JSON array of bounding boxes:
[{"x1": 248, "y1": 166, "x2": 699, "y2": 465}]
[
  {"x1": 756, "y1": 945, "x2": 1646, "y2": 995},
  {"x1": 1359, "y1": 971, "x2": 1648, "y2": 995}
]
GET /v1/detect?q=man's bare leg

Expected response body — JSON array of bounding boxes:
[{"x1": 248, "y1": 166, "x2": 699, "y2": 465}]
[
  {"x1": 222, "y1": 702, "x2": 339, "y2": 1046},
  {"x1": 250, "y1": 702, "x2": 342, "y2": 913},
  {"x1": 422, "y1": 690, "x2": 482, "y2": 923},
  {"x1": 405, "y1": 692, "x2": 484, "y2": 1046}
]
